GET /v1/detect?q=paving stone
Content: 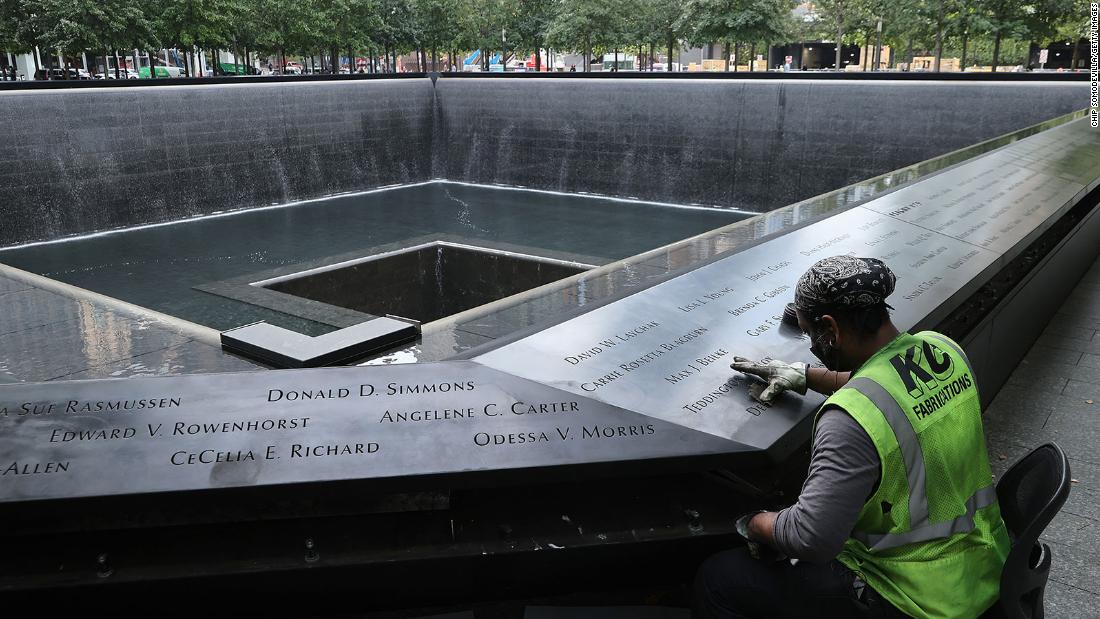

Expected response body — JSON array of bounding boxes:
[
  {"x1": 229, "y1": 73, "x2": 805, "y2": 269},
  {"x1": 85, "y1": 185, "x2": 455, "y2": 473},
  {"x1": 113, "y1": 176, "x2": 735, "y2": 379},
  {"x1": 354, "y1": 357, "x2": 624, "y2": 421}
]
[
  {"x1": 1057, "y1": 296, "x2": 1100, "y2": 320},
  {"x1": 1045, "y1": 539, "x2": 1100, "y2": 596},
  {"x1": 1080, "y1": 353, "x2": 1100, "y2": 370},
  {"x1": 986, "y1": 384, "x2": 1056, "y2": 436},
  {"x1": 985, "y1": 435, "x2": 1034, "y2": 478},
  {"x1": 1033, "y1": 333, "x2": 1096, "y2": 354},
  {"x1": 1041, "y1": 321, "x2": 1097, "y2": 341},
  {"x1": 1049, "y1": 312, "x2": 1100, "y2": 334},
  {"x1": 1062, "y1": 380, "x2": 1100, "y2": 402},
  {"x1": 1022, "y1": 344, "x2": 1083, "y2": 367},
  {"x1": 1031, "y1": 394, "x2": 1100, "y2": 467},
  {"x1": 1041, "y1": 510, "x2": 1100, "y2": 550},
  {"x1": 1068, "y1": 364, "x2": 1100, "y2": 385},
  {"x1": 1005, "y1": 360, "x2": 1073, "y2": 394},
  {"x1": 1044, "y1": 580, "x2": 1100, "y2": 619}
]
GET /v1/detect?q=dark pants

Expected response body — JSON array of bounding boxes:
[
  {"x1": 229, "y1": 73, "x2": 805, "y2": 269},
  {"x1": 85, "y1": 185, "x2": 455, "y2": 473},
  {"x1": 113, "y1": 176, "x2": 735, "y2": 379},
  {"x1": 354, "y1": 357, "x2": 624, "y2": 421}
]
[{"x1": 693, "y1": 548, "x2": 909, "y2": 618}]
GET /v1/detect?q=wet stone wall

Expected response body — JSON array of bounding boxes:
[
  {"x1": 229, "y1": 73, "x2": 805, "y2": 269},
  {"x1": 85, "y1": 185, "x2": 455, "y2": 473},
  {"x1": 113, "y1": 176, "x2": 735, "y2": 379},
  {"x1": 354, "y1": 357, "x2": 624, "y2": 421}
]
[
  {"x1": 0, "y1": 79, "x2": 435, "y2": 245},
  {"x1": 0, "y1": 77, "x2": 1088, "y2": 246},
  {"x1": 437, "y1": 79, "x2": 1088, "y2": 211}
]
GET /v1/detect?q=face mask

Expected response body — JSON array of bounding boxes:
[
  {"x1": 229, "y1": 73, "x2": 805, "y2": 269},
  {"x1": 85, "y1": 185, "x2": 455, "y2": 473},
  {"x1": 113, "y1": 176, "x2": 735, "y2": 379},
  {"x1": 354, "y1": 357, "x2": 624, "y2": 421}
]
[{"x1": 809, "y1": 326, "x2": 839, "y2": 371}]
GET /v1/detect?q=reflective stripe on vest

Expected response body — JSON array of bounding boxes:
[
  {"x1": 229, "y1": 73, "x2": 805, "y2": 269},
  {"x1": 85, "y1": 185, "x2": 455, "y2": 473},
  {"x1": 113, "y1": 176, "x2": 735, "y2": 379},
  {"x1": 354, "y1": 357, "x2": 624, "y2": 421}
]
[
  {"x1": 847, "y1": 376, "x2": 930, "y2": 528},
  {"x1": 852, "y1": 486, "x2": 999, "y2": 551},
  {"x1": 845, "y1": 373, "x2": 996, "y2": 551}
]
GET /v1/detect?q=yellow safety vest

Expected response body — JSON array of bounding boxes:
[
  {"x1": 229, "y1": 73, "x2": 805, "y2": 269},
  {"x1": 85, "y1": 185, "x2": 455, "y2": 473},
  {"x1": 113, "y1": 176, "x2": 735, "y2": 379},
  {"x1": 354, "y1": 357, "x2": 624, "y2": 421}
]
[{"x1": 820, "y1": 331, "x2": 1010, "y2": 618}]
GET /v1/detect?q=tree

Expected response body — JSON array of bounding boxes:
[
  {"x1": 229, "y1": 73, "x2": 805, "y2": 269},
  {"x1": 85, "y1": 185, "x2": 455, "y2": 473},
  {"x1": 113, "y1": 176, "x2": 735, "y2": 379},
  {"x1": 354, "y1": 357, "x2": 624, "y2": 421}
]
[
  {"x1": 641, "y1": 0, "x2": 689, "y2": 71},
  {"x1": 376, "y1": 0, "x2": 418, "y2": 71},
  {"x1": 944, "y1": 1, "x2": 986, "y2": 70},
  {"x1": 255, "y1": 0, "x2": 322, "y2": 70},
  {"x1": 914, "y1": 0, "x2": 951, "y2": 71},
  {"x1": 546, "y1": 0, "x2": 627, "y2": 71},
  {"x1": 460, "y1": 0, "x2": 511, "y2": 71},
  {"x1": 317, "y1": 0, "x2": 370, "y2": 73},
  {"x1": 0, "y1": 0, "x2": 40, "y2": 74},
  {"x1": 27, "y1": 0, "x2": 155, "y2": 78},
  {"x1": 684, "y1": 0, "x2": 792, "y2": 71},
  {"x1": 975, "y1": 0, "x2": 1037, "y2": 71},
  {"x1": 509, "y1": 0, "x2": 554, "y2": 70},
  {"x1": 415, "y1": 0, "x2": 461, "y2": 70},
  {"x1": 157, "y1": 0, "x2": 239, "y2": 76},
  {"x1": 1052, "y1": 0, "x2": 1091, "y2": 70},
  {"x1": 811, "y1": 0, "x2": 867, "y2": 70}
]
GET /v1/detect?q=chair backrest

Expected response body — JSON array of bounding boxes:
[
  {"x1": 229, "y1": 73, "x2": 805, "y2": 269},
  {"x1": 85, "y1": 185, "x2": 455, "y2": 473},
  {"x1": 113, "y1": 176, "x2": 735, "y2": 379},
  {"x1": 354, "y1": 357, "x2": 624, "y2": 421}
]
[{"x1": 995, "y1": 443, "x2": 1071, "y2": 619}]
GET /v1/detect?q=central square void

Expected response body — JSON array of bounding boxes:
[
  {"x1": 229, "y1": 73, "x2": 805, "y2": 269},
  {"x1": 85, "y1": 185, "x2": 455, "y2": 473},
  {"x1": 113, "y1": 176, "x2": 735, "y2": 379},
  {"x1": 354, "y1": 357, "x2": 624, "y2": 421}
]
[
  {"x1": 0, "y1": 183, "x2": 746, "y2": 335},
  {"x1": 257, "y1": 242, "x2": 592, "y2": 324}
]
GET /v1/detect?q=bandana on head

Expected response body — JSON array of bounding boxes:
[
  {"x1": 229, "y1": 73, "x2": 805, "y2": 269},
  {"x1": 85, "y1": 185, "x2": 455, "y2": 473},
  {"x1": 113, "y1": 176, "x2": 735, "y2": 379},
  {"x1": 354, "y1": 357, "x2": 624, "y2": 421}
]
[{"x1": 794, "y1": 255, "x2": 896, "y2": 315}]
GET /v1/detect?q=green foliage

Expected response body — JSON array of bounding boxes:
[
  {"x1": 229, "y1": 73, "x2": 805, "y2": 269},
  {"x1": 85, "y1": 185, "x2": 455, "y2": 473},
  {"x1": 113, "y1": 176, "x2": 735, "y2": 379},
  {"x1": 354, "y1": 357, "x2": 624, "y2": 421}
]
[
  {"x1": 18, "y1": 0, "x2": 156, "y2": 55},
  {"x1": 0, "y1": 0, "x2": 1085, "y2": 69},
  {"x1": 683, "y1": 0, "x2": 792, "y2": 49},
  {"x1": 545, "y1": 0, "x2": 628, "y2": 56}
]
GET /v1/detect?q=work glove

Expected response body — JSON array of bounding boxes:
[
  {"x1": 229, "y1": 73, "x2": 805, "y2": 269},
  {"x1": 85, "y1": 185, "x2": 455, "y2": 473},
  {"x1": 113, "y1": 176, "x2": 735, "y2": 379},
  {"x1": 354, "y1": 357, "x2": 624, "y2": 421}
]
[
  {"x1": 730, "y1": 357, "x2": 807, "y2": 404},
  {"x1": 735, "y1": 511, "x2": 787, "y2": 563}
]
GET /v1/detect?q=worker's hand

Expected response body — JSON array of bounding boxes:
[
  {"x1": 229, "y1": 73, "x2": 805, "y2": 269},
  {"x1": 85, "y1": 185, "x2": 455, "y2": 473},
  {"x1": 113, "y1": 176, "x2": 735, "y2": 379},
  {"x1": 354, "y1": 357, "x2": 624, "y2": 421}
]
[
  {"x1": 730, "y1": 357, "x2": 808, "y2": 403},
  {"x1": 735, "y1": 511, "x2": 787, "y2": 563}
]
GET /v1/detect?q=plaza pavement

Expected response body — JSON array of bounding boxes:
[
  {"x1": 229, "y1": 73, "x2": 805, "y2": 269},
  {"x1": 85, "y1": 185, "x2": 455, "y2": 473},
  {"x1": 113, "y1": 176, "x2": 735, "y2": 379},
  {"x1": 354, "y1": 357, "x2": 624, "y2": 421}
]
[{"x1": 983, "y1": 254, "x2": 1100, "y2": 618}]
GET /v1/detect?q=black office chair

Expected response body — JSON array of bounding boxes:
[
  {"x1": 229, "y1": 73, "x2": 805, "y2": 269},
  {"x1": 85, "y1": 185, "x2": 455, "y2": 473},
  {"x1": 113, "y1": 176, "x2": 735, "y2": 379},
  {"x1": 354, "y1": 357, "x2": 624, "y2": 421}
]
[{"x1": 986, "y1": 443, "x2": 1072, "y2": 619}]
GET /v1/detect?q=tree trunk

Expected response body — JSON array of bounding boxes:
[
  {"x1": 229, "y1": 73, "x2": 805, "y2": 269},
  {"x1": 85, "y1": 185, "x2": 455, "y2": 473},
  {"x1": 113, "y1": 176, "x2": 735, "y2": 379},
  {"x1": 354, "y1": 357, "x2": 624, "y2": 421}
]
[
  {"x1": 535, "y1": 46, "x2": 541, "y2": 71},
  {"x1": 1071, "y1": 35, "x2": 1081, "y2": 70},
  {"x1": 873, "y1": 21, "x2": 882, "y2": 71},
  {"x1": 733, "y1": 43, "x2": 740, "y2": 71},
  {"x1": 749, "y1": 43, "x2": 755, "y2": 71},
  {"x1": 933, "y1": 0, "x2": 944, "y2": 72},
  {"x1": 835, "y1": 23, "x2": 843, "y2": 71},
  {"x1": 960, "y1": 29, "x2": 969, "y2": 70},
  {"x1": 667, "y1": 34, "x2": 673, "y2": 71},
  {"x1": 183, "y1": 51, "x2": 190, "y2": 77},
  {"x1": 991, "y1": 31, "x2": 1002, "y2": 72},
  {"x1": 349, "y1": 47, "x2": 355, "y2": 73},
  {"x1": 147, "y1": 51, "x2": 155, "y2": 78},
  {"x1": 432, "y1": 46, "x2": 437, "y2": 71},
  {"x1": 112, "y1": 51, "x2": 119, "y2": 79},
  {"x1": 903, "y1": 36, "x2": 913, "y2": 68}
]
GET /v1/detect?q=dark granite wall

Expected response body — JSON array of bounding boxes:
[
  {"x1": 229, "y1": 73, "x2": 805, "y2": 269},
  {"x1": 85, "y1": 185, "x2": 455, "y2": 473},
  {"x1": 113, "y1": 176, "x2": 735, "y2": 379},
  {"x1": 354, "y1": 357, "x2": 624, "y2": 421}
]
[
  {"x1": 0, "y1": 80, "x2": 435, "y2": 245},
  {"x1": 0, "y1": 77, "x2": 1086, "y2": 246},
  {"x1": 436, "y1": 79, "x2": 1088, "y2": 211}
]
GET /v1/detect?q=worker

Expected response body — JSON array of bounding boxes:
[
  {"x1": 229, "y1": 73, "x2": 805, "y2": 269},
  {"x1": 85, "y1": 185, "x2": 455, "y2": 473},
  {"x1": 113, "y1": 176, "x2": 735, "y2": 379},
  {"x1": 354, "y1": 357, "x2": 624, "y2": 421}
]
[{"x1": 694, "y1": 255, "x2": 1009, "y2": 618}]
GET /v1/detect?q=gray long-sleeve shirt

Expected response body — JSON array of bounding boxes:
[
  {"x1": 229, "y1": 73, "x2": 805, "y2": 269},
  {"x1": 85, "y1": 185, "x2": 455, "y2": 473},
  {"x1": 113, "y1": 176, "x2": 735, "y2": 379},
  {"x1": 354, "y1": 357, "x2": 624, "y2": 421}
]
[{"x1": 772, "y1": 405, "x2": 882, "y2": 563}]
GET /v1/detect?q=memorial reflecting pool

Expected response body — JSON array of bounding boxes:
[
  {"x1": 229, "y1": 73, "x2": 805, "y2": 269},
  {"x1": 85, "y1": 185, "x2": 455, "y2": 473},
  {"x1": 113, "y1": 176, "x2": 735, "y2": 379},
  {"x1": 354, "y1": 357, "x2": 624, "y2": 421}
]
[{"x1": 0, "y1": 182, "x2": 745, "y2": 335}]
